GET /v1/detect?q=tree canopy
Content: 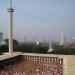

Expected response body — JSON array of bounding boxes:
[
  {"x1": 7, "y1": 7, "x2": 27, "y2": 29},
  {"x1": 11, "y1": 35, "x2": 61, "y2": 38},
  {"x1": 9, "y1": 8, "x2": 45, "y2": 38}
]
[{"x1": 5, "y1": 39, "x2": 18, "y2": 46}]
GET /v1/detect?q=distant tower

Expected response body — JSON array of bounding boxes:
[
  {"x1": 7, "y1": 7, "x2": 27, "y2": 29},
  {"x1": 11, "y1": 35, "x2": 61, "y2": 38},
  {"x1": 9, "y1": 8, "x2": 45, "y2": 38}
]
[
  {"x1": 7, "y1": 0, "x2": 14, "y2": 53},
  {"x1": 24, "y1": 36, "x2": 26, "y2": 43},
  {"x1": 59, "y1": 33, "x2": 64, "y2": 45}
]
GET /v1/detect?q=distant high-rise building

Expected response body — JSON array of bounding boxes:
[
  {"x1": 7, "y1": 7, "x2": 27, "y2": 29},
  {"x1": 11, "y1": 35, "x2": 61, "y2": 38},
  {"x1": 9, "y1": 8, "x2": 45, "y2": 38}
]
[
  {"x1": 59, "y1": 33, "x2": 64, "y2": 45},
  {"x1": 0, "y1": 32, "x2": 3, "y2": 46},
  {"x1": 71, "y1": 37, "x2": 75, "y2": 43}
]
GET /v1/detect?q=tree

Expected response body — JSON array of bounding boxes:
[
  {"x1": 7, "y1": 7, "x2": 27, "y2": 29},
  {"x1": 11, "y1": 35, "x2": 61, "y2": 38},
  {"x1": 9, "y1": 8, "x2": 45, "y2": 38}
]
[
  {"x1": 32, "y1": 45, "x2": 48, "y2": 53},
  {"x1": 14, "y1": 43, "x2": 32, "y2": 53},
  {"x1": 5, "y1": 39, "x2": 18, "y2": 46},
  {"x1": 0, "y1": 44, "x2": 8, "y2": 53},
  {"x1": 49, "y1": 44, "x2": 75, "y2": 55}
]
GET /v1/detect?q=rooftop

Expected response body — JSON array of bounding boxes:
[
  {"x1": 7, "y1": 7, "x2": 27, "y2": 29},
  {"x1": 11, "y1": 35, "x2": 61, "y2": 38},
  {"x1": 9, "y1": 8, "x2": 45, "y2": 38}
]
[{"x1": 0, "y1": 52, "x2": 22, "y2": 61}]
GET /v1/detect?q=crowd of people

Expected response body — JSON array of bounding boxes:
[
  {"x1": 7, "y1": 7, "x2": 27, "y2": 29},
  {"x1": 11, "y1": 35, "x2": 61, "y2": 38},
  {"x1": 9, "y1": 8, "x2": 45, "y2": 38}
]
[{"x1": 0, "y1": 60, "x2": 63, "y2": 75}]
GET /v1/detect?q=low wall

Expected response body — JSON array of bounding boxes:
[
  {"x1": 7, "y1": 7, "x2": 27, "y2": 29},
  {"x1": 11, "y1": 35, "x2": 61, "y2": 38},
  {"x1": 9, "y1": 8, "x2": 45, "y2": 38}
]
[{"x1": 18, "y1": 53, "x2": 75, "y2": 75}]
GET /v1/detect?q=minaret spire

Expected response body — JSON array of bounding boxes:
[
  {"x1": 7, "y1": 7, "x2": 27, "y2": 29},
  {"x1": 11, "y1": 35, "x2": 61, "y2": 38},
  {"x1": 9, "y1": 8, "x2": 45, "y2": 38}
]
[{"x1": 9, "y1": 0, "x2": 12, "y2": 8}]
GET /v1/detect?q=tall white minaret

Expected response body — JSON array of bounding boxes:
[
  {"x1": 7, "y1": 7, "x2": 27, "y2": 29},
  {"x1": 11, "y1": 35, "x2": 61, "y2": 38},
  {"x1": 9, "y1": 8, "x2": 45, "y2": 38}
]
[{"x1": 7, "y1": 0, "x2": 14, "y2": 53}]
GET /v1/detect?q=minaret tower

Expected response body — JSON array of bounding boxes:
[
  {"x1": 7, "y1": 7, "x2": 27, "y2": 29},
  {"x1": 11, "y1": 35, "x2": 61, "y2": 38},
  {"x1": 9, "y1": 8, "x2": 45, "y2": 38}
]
[{"x1": 7, "y1": 0, "x2": 14, "y2": 53}]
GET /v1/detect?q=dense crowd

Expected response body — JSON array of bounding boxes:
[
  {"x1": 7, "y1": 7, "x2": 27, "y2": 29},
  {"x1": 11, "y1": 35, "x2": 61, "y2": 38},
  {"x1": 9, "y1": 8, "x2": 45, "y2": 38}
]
[{"x1": 0, "y1": 60, "x2": 63, "y2": 75}]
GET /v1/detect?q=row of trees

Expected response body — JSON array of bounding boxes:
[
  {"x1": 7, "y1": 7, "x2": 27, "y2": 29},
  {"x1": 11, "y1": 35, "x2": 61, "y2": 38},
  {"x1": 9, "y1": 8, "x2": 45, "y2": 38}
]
[
  {"x1": 0, "y1": 39, "x2": 48, "y2": 54},
  {"x1": 49, "y1": 44, "x2": 75, "y2": 55},
  {"x1": 0, "y1": 39, "x2": 75, "y2": 55}
]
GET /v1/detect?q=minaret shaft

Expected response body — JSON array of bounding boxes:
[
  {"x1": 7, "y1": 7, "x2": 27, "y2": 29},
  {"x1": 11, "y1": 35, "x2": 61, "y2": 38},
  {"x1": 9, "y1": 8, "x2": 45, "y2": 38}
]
[{"x1": 8, "y1": 10, "x2": 13, "y2": 53}]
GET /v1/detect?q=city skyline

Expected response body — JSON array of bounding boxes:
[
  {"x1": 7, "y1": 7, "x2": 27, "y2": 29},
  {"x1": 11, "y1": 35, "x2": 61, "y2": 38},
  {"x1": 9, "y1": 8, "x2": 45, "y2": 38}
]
[{"x1": 0, "y1": 0, "x2": 75, "y2": 42}]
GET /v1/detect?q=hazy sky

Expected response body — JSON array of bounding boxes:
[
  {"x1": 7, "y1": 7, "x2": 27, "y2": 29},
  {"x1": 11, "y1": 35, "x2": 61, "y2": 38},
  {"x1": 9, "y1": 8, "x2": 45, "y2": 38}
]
[{"x1": 0, "y1": 0, "x2": 75, "y2": 42}]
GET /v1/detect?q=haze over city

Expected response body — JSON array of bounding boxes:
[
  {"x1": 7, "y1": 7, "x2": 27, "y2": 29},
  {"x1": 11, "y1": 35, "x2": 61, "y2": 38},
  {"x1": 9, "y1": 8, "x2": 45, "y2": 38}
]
[{"x1": 0, "y1": 0, "x2": 75, "y2": 42}]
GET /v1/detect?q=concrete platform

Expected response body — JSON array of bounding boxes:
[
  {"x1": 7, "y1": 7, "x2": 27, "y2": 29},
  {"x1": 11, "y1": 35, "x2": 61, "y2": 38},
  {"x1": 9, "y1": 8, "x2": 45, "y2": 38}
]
[{"x1": 0, "y1": 52, "x2": 22, "y2": 61}]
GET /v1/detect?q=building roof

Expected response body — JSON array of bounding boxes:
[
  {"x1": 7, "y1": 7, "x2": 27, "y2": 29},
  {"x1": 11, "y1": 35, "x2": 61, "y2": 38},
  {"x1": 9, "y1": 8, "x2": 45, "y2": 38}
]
[{"x1": 0, "y1": 52, "x2": 22, "y2": 61}]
